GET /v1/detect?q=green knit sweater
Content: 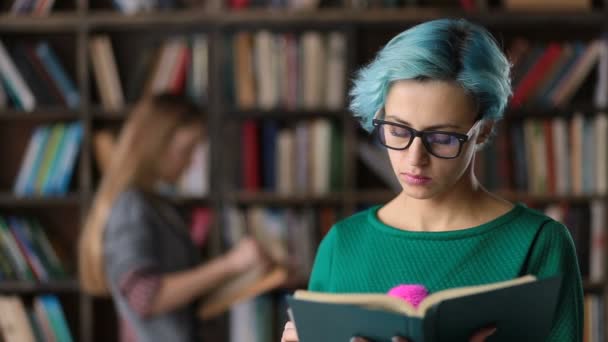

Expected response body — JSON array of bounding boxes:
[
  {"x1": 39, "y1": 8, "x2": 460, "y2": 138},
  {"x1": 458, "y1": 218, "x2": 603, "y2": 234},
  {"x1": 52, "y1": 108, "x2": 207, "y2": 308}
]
[{"x1": 308, "y1": 203, "x2": 583, "y2": 342}]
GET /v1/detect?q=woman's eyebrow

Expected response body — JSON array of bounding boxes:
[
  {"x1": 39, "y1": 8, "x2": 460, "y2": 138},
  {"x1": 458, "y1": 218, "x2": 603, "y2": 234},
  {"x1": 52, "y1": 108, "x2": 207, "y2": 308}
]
[{"x1": 384, "y1": 115, "x2": 462, "y2": 130}]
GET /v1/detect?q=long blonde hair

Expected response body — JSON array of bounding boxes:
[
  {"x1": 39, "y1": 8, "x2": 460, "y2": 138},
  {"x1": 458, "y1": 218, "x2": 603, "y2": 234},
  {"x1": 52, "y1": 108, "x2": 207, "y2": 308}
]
[{"x1": 79, "y1": 94, "x2": 202, "y2": 296}]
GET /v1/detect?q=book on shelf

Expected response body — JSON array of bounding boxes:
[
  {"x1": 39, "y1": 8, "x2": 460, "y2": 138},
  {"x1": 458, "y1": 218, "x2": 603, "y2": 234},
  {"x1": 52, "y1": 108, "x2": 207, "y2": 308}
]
[
  {"x1": 235, "y1": 118, "x2": 342, "y2": 195},
  {"x1": 228, "y1": 30, "x2": 346, "y2": 111},
  {"x1": 0, "y1": 215, "x2": 68, "y2": 281},
  {"x1": 90, "y1": 35, "x2": 125, "y2": 112},
  {"x1": 10, "y1": 0, "x2": 57, "y2": 15},
  {"x1": 584, "y1": 294, "x2": 605, "y2": 342},
  {"x1": 508, "y1": 38, "x2": 607, "y2": 109},
  {"x1": 89, "y1": 34, "x2": 208, "y2": 108},
  {"x1": 0, "y1": 294, "x2": 73, "y2": 342},
  {"x1": 13, "y1": 122, "x2": 83, "y2": 197},
  {"x1": 477, "y1": 112, "x2": 608, "y2": 197},
  {"x1": 503, "y1": 0, "x2": 591, "y2": 11},
  {"x1": 287, "y1": 275, "x2": 562, "y2": 342},
  {"x1": 543, "y1": 200, "x2": 605, "y2": 282},
  {"x1": 0, "y1": 39, "x2": 80, "y2": 112}
]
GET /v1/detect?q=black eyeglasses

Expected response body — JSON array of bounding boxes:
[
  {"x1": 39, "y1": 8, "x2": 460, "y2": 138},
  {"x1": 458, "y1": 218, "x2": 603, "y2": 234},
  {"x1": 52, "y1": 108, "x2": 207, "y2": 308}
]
[{"x1": 372, "y1": 118, "x2": 481, "y2": 159}]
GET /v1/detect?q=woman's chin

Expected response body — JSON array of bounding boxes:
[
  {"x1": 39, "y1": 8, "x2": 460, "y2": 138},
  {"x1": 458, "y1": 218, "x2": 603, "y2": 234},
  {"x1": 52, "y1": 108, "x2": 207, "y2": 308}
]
[{"x1": 401, "y1": 184, "x2": 441, "y2": 200}]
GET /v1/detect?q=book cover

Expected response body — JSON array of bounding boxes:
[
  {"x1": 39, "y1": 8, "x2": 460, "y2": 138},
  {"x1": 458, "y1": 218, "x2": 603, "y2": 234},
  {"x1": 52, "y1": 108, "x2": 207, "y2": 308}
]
[{"x1": 288, "y1": 275, "x2": 562, "y2": 342}]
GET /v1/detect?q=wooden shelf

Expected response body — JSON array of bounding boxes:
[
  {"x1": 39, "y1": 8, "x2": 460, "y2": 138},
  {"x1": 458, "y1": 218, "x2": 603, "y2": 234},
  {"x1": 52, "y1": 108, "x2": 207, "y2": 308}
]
[
  {"x1": 167, "y1": 195, "x2": 210, "y2": 206},
  {"x1": 88, "y1": 10, "x2": 218, "y2": 29},
  {"x1": 351, "y1": 189, "x2": 397, "y2": 203},
  {"x1": 350, "y1": 189, "x2": 608, "y2": 204},
  {"x1": 224, "y1": 109, "x2": 346, "y2": 119},
  {"x1": 505, "y1": 105, "x2": 608, "y2": 119},
  {"x1": 584, "y1": 280, "x2": 605, "y2": 292},
  {"x1": 0, "y1": 108, "x2": 81, "y2": 121},
  {"x1": 0, "y1": 193, "x2": 82, "y2": 207},
  {"x1": 0, "y1": 279, "x2": 79, "y2": 293},
  {"x1": 0, "y1": 12, "x2": 81, "y2": 32},
  {"x1": 86, "y1": 9, "x2": 608, "y2": 27},
  {"x1": 225, "y1": 191, "x2": 344, "y2": 205},
  {"x1": 91, "y1": 107, "x2": 130, "y2": 121},
  {"x1": 498, "y1": 191, "x2": 608, "y2": 204}
]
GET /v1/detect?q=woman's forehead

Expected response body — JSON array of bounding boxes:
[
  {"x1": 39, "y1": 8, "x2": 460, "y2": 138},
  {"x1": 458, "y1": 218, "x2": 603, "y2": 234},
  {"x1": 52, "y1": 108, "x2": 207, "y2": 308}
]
[{"x1": 384, "y1": 80, "x2": 477, "y2": 126}]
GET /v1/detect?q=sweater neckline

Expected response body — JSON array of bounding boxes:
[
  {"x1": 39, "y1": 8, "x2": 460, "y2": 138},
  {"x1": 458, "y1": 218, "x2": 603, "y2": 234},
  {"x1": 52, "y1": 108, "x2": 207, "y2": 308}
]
[{"x1": 367, "y1": 202, "x2": 526, "y2": 240}]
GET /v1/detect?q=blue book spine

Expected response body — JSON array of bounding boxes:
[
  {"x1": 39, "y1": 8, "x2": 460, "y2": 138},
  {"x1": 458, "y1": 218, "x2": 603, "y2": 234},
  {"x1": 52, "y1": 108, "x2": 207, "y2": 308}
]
[
  {"x1": 35, "y1": 42, "x2": 80, "y2": 109},
  {"x1": 41, "y1": 295, "x2": 74, "y2": 342},
  {"x1": 56, "y1": 122, "x2": 83, "y2": 194},
  {"x1": 262, "y1": 120, "x2": 278, "y2": 191}
]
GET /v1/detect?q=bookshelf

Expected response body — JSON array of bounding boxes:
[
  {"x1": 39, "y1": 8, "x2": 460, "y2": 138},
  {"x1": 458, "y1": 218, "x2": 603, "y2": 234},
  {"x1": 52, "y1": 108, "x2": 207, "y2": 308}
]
[{"x1": 0, "y1": 2, "x2": 607, "y2": 341}]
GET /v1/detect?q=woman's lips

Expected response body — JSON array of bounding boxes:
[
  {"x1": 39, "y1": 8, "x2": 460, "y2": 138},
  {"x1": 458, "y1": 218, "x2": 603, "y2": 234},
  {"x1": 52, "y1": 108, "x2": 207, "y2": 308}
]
[{"x1": 400, "y1": 172, "x2": 432, "y2": 186}]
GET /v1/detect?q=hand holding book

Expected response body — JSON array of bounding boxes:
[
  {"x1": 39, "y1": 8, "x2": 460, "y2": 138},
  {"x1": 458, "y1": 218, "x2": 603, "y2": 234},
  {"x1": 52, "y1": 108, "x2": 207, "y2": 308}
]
[
  {"x1": 350, "y1": 326, "x2": 497, "y2": 342},
  {"x1": 285, "y1": 275, "x2": 562, "y2": 342},
  {"x1": 282, "y1": 310, "x2": 497, "y2": 342}
]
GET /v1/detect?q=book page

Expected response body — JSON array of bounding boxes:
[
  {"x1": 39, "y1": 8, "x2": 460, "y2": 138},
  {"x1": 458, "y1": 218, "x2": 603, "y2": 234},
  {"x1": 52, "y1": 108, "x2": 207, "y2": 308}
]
[
  {"x1": 293, "y1": 290, "x2": 418, "y2": 316},
  {"x1": 418, "y1": 275, "x2": 537, "y2": 315}
]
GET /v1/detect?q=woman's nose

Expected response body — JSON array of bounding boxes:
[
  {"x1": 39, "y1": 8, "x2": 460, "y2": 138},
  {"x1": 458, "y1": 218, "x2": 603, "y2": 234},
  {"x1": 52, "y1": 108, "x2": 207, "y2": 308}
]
[{"x1": 405, "y1": 136, "x2": 430, "y2": 166}]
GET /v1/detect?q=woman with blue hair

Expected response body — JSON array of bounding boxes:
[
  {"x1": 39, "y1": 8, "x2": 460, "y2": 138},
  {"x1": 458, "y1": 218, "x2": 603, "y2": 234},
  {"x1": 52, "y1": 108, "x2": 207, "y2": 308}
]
[{"x1": 281, "y1": 19, "x2": 582, "y2": 342}]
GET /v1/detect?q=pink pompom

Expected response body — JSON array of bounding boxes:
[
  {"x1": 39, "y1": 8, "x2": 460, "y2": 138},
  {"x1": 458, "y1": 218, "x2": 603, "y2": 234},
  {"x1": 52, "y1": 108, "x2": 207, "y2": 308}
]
[{"x1": 387, "y1": 284, "x2": 428, "y2": 308}]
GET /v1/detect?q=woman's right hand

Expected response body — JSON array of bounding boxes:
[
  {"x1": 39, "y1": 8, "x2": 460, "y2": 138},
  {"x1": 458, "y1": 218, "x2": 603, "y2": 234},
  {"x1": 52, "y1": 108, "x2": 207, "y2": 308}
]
[
  {"x1": 224, "y1": 237, "x2": 264, "y2": 273},
  {"x1": 281, "y1": 321, "x2": 299, "y2": 342}
]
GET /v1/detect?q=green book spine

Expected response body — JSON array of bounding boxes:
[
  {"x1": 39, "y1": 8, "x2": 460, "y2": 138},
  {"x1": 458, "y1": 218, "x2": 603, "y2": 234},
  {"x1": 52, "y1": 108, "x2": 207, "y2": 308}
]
[{"x1": 34, "y1": 124, "x2": 65, "y2": 195}]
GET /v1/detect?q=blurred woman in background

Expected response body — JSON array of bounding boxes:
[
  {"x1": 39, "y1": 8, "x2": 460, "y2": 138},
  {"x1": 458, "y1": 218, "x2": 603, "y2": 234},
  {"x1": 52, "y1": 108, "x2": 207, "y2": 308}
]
[{"x1": 79, "y1": 94, "x2": 263, "y2": 342}]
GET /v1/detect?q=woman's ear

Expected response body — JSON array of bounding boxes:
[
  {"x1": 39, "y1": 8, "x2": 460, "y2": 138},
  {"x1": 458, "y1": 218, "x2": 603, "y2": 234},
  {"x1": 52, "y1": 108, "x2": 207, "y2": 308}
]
[{"x1": 475, "y1": 120, "x2": 495, "y2": 150}]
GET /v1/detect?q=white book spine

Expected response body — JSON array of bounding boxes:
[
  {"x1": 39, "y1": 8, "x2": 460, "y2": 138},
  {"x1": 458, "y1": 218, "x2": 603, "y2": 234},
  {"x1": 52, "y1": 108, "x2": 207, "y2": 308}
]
[{"x1": 0, "y1": 40, "x2": 36, "y2": 111}]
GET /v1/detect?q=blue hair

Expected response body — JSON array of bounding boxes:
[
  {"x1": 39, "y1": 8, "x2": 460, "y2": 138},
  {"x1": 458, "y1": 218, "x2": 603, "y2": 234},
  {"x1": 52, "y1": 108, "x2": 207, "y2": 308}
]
[{"x1": 350, "y1": 18, "x2": 512, "y2": 131}]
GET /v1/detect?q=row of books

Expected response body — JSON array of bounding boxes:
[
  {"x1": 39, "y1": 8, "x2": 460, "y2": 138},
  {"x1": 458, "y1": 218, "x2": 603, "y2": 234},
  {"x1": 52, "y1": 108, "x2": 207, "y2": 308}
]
[
  {"x1": 584, "y1": 294, "x2": 604, "y2": 342},
  {"x1": 227, "y1": 31, "x2": 346, "y2": 111},
  {"x1": 476, "y1": 113, "x2": 608, "y2": 196},
  {"x1": 0, "y1": 215, "x2": 68, "y2": 282},
  {"x1": 90, "y1": 34, "x2": 208, "y2": 111},
  {"x1": 0, "y1": 41, "x2": 80, "y2": 112},
  {"x1": 8, "y1": 0, "x2": 55, "y2": 15},
  {"x1": 13, "y1": 122, "x2": 83, "y2": 197},
  {"x1": 0, "y1": 295, "x2": 73, "y2": 342},
  {"x1": 508, "y1": 38, "x2": 608, "y2": 108},
  {"x1": 228, "y1": 119, "x2": 343, "y2": 194},
  {"x1": 541, "y1": 201, "x2": 606, "y2": 283},
  {"x1": 109, "y1": 0, "x2": 592, "y2": 12}
]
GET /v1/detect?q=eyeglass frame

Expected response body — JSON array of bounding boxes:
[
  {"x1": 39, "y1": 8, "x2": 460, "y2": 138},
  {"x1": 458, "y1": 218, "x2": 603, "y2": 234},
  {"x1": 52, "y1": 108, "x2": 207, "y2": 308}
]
[{"x1": 371, "y1": 109, "x2": 483, "y2": 159}]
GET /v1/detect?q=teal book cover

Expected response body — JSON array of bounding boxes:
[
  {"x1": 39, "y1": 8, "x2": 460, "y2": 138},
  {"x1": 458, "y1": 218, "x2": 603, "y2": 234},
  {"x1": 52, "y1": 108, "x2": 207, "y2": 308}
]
[{"x1": 287, "y1": 275, "x2": 562, "y2": 342}]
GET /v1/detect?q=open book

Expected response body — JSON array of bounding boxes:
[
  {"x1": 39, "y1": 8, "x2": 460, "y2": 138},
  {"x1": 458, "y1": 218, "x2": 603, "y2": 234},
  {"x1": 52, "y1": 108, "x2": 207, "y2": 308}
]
[{"x1": 287, "y1": 275, "x2": 562, "y2": 342}]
